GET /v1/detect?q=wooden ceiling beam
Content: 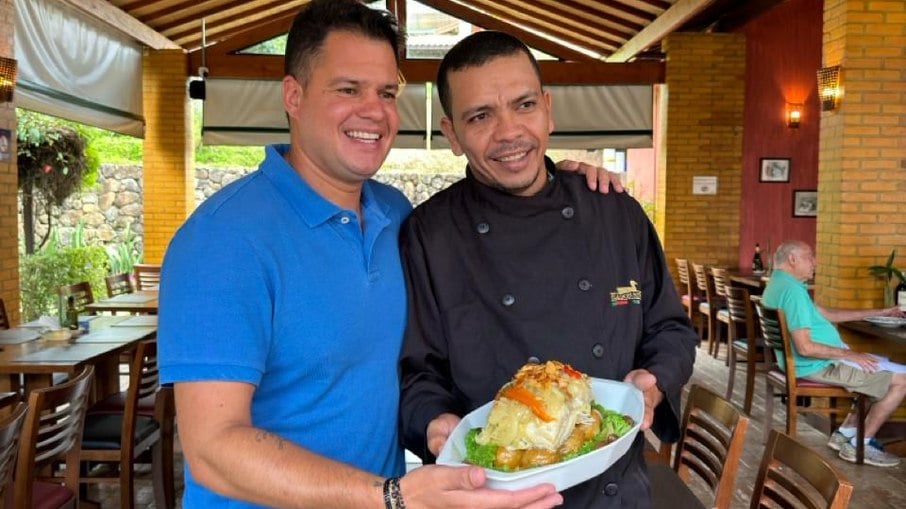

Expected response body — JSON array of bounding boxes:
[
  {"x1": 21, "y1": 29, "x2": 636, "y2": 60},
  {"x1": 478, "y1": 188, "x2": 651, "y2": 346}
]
[
  {"x1": 607, "y1": 0, "x2": 716, "y2": 62},
  {"x1": 417, "y1": 0, "x2": 594, "y2": 62},
  {"x1": 468, "y1": 0, "x2": 623, "y2": 53},
  {"x1": 537, "y1": 0, "x2": 638, "y2": 38},
  {"x1": 60, "y1": 0, "x2": 180, "y2": 50}
]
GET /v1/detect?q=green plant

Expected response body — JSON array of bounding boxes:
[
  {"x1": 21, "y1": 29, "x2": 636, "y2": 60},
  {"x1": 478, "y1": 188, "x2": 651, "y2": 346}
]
[
  {"x1": 107, "y1": 228, "x2": 142, "y2": 275},
  {"x1": 18, "y1": 231, "x2": 109, "y2": 321},
  {"x1": 867, "y1": 249, "x2": 905, "y2": 285}
]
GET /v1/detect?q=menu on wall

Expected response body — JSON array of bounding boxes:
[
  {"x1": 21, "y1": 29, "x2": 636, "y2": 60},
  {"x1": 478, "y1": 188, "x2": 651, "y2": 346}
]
[{"x1": 692, "y1": 176, "x2": 717, "y2": 195}]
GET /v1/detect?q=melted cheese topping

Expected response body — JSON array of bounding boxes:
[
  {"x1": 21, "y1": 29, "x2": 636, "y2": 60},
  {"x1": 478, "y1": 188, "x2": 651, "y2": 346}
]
[{"x1": 476, "y1": 361, "x2": 594, "y2": 451}]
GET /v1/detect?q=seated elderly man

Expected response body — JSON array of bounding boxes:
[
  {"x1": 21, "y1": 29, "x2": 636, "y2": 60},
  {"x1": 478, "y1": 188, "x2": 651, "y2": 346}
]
[{"x1": 763, "y1": 240, "x2": 906, "y2": 467}]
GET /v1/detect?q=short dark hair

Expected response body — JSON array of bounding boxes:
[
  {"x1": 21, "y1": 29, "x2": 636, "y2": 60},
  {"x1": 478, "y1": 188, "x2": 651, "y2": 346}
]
[
  {"x1": 436, "y1": 31, "x2": 542, "y2": 117},
  {"x1": 284, "y1": 0, "x2": 406, "y2": 85}
]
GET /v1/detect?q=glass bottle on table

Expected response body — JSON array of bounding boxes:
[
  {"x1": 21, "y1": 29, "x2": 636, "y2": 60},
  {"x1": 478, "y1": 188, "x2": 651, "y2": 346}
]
[
  {"x1": 752, "y1": 243, "x2": 764, "y2": 273},
  {"x1": 65, "y1": 296, "x2": 79, "y2": 330}
]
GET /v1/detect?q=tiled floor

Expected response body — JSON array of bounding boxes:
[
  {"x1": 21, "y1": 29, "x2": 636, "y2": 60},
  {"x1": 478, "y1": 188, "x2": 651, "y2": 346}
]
[{"x1": 88, "y1": 344, "x2": 904, "y2": 508}]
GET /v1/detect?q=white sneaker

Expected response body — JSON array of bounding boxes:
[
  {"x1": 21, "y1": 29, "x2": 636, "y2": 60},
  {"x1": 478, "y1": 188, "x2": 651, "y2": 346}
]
[
  {"x1": 827, "y1": 431, "x2": 849, "y2": 451},
  {"x1": 839, "y1": 441, "x2": 901, "y2": 467}
]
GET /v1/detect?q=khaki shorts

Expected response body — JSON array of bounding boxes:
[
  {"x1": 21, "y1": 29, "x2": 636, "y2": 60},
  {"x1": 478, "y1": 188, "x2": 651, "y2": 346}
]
[{"x1": 805, "y1": 363, "x2": 893, "y2": 401}]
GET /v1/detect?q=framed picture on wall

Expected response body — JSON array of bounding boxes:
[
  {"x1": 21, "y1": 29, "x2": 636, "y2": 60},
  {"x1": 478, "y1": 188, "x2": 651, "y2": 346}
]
[
  {"x1": 759, "y1": 158, "x2": 790, "y2": 182},
  {"x1": 793, "y1": 190, "x2": 818, "y2": 217}
]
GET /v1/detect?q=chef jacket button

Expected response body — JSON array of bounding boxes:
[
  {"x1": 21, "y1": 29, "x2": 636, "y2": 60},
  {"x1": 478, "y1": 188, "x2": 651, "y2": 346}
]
[
  {"x1": 561, "y1": 206, "x2": 575, "y2": 219},
  {"x1": 603, "y1": 483, "x2": 618, "y2": 496},
  {"x1": 476, "y1": 222, "x2": 490, "y2": 234},
  {"x1": 578, "y1": 279, "x2": 592, "y2": 291},
  {"x1": 502, "y1": 294, "x2": 515, "y2": 306},
  {"x1": 592, "y1": 343, "x2": 605, "y2": 358},
  {"x1": 527, "y1": 356, "x2": 540, "y2": 364}
]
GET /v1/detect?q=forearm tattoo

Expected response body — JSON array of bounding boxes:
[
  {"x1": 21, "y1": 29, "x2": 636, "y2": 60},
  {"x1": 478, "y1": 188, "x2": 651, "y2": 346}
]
[{"x1": 254, "y1": 430, "x2": 286, "y2": 450}]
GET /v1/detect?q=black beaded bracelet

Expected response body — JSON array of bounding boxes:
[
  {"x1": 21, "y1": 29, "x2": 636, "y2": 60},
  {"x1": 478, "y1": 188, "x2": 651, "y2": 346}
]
[{"x1": 382, "y1": 476, "x2": 406, "y2": 509}]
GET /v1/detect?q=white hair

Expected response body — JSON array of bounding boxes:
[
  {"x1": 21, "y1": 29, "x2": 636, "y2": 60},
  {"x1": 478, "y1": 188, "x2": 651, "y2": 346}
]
[{"x1": 773, "y1": 240, "x2": 808, "y2": 268}]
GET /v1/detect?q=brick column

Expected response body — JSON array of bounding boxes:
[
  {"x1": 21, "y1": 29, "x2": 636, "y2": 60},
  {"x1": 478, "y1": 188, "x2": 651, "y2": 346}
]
[
  {"x1": 0, "y1": 0, "x2": 20, "y2": 324},
  {"x1": 658, "y1": 33, "x2": 747, "y2": 270},
  {"x1": 142, "y1": 49, "x2": 193, "y2": 264},
  {"x1": 816, "y1": 0, "x2": 906, "y2": 307}
]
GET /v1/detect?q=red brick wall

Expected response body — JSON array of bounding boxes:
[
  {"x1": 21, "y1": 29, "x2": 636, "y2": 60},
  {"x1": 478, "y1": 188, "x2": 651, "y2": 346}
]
[{"x1": 0, "y1": 0, "x2": 20, "y2": 324}]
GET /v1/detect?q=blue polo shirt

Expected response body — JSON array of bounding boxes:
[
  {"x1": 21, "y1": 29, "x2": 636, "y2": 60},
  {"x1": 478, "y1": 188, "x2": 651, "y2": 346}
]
[
  {"x1": 159, "y1": 144, "x2": 411, "y2": 508},
  {"x1": 762, "y1": 269, "x2": 844, "y2": 377}
]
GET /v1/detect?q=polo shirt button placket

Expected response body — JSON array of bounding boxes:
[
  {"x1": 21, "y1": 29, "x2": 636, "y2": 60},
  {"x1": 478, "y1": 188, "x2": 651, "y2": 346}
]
[{"x1": 339, "y1": 216, "x2": 351, "y2": 225}]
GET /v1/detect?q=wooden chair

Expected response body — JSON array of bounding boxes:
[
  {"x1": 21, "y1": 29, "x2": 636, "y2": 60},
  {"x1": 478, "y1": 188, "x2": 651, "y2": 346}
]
[
  {"x1": 0, "y1": 401, "x2": 27, "y2": 503},
  {"x1": 671, "y1": 384, "x2": 749, "y2": 509},
  {"x1": 750, "y1": 430, "x2": 853, "y2": 509},
  {"x1": 754, "y1": 303, "x2": 867, "y2": 464},
  {"x1": 13, "y1": 366, "x2": 94, "y2": 509},
  {"x1": 133, "y1": 264, "x2": 161, "y2": 291},
  {"x1": 58, "y1": 281, "x2": 95, "y2": 313},
  {"x1": 675, "y1": 258, "x2": 696, "y2": 320},
  {"x1": 692, "y1": 263, "x2": 722, "y2": 351},
  {"x1": 105, "y1": 272, "x2": 135, "y2": 297},
  {"x1": 0, "y1": 298, "x2": 9, "y2": 330},
  {"x1": 725, "y1": 286, "x2": 768, "y2": 415},
  {"x1": 80, "y1": 340, "x2": 174, "y2": 509},
  {"x1": 711, "y1": 267, "x2": 732, "y2": 360}
]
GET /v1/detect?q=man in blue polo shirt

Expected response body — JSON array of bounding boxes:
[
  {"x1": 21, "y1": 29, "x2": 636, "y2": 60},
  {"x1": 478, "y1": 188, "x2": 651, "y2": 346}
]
[{"x1": 763, "y1": 240, "x2": 906, "y2": 467}]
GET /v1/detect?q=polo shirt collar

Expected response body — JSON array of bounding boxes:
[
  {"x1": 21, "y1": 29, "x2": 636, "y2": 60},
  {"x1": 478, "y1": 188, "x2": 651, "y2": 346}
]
[
  {"x1": 772, "y1": 269, "x2": 807, "y2": 289},
  {"x1": 261, "y1": 144, "x2": 387, "y2": 228}
]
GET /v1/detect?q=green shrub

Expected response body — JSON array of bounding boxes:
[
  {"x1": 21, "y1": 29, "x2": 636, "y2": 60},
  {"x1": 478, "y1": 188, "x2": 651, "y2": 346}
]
[
  {"x1": 107, "y1": 228, "x2": 142, "y2": 275},
  {"x1": 19, "y1": 244, "x2": 109, "y2": 321}
]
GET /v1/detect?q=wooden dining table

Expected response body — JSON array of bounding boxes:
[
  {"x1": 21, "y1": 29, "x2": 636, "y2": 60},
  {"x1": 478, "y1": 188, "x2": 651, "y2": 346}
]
[
  {"x1": 0, "y1": 315, "x2": 157, "y2": 399},
  {"x1": 84, "y1": 290, "x2": 159, "y2": 314}
]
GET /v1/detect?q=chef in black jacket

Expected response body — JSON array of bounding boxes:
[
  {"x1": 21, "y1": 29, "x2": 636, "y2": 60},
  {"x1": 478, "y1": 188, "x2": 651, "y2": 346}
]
[{"x1": 399, "y1": 31, "x2": 698, "y2": 508}]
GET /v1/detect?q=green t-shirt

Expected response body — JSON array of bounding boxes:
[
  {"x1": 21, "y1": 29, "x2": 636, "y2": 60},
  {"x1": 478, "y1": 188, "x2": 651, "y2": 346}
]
[{"x1": 762, "y1": 270, "x2": 844, "y2": 377}]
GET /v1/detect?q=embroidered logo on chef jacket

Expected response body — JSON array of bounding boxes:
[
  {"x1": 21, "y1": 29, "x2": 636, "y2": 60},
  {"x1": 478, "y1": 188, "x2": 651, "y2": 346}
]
[{"x1": 609, "y1": 280, "x2": 642, "y2": 306}]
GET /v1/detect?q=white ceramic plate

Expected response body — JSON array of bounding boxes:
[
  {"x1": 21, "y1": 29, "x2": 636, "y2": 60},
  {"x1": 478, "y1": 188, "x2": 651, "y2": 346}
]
[
  {"x1": 863, "y1": 316, "x2": 906, "y2": 328},
  {"x1": 436, "y1": 378, "x2": 643, "y2": 492}
]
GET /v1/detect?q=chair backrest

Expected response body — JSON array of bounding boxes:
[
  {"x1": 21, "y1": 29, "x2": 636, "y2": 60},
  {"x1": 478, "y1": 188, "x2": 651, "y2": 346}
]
[
  {"x1": 675, "y1": 258, "x2": 691, "y2": 285},
  {"x1": 710, "y1": 267, "x2": 731, "y2": 298},
  {"x1": 0, "y1": 402, "x2": 27, "y2": 503},
  {"x1": 58, "y1": 281, "x2": 95, "y2": 312},
  {"x1": 105, "y1": 272, "x2": 135, "y2": 297},
  {"x1": 133, "y1": 264, "x2": 161, "y2": 291},
  {"x1": 0, "y1": 298, "x2": 9, "y2": 330},
  {"x1": 754, "y1": 302, "x2": 792, "y2": 377},
  {"x1": 750, "y1": 430, "x2": 853, "y2": 509},
  {"x1": 14, "y1": 365, "x2": 94, "y2": 508},
  {"x1": 673, "y1": 384, "x2": 750, "y2": 509},
  {"x1": 724, "y1": 286, "x2": 756, "y2": 340},
  {"x1": 692, "y1": 263, "x2": 709, "y2": 295}
]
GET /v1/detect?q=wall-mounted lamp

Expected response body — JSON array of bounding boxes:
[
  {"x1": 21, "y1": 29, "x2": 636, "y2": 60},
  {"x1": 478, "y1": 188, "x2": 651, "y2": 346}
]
[
  {"x1": 786, "y1": 103, "x2": 802, "y2": 128},
  {"x1": 0, "y1": 56, "x2": 17, "y2": 103},
  {"x1": 817, "y1": 65, "x2": 842, "y2": 111}
]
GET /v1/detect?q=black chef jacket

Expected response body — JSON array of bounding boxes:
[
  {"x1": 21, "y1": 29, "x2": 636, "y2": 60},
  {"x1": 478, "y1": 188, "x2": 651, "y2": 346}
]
[{"x1": 399, "y1": 158, "x2": 698, "y2": 508}]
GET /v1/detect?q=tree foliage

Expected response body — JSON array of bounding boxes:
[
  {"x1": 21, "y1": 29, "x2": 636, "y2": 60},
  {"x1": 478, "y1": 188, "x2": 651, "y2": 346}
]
[{"x1": 16, "y1": 110, "x2": 99, "y2": 253}]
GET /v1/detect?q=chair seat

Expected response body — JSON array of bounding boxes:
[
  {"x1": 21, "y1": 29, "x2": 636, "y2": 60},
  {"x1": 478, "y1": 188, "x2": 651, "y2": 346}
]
[
  {"x1": 82, "y1": 414, "x2": 159, "y2": 449},
  {"x1": 767, "y1": 370, "x2": 852, "y2": 390},
  {"x1": 698, "y1": 301, "x2": 710, "y2": 313},
  {"x1": 731, "y1": 338, "x2": 766, "y2": 351},
  {"x1": 717, "y1": 309, "x2": 729, "y2": 320},
  {"x1": 33, "y1": 481, "x2": 75, "y2": 509},
  {"x1": 88, "y1": 391, "x2": 157, "y2": 417}
]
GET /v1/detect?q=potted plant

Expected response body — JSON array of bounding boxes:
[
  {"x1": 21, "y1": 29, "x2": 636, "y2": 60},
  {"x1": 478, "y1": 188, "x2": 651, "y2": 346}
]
[{"x1": 868, "y1": 249, "x2": 906, "y2": 306}]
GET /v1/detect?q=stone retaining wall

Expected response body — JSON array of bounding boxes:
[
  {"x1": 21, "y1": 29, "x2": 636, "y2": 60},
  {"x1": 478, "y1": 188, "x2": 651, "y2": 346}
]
[{"x1": 20, "y1": 165, "x2": 463, "y2": 255}]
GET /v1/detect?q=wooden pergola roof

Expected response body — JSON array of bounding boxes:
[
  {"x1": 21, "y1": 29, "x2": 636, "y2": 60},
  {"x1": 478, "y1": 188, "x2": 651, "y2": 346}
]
[{"x1": 62, "y1": 0, "x2": 785, "y2": 84}]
